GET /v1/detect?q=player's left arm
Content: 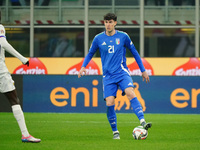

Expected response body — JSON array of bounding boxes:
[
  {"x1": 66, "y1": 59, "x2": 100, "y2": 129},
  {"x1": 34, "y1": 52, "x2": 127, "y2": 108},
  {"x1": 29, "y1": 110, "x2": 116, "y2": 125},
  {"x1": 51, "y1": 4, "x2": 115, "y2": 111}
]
[
  {"x1": 125, "y1": 34, "x2": 149, "y2": 83},
  {"x1": 142, "y1": 71, "x2": 150, "y2": 83}
]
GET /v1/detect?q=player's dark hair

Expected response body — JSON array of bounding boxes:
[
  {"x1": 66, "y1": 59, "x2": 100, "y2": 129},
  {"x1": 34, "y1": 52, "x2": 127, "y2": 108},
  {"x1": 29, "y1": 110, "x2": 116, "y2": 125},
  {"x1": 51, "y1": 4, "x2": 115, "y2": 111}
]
[{"x1": 104, "y1": 13, "x2": 117, "y2": 21}]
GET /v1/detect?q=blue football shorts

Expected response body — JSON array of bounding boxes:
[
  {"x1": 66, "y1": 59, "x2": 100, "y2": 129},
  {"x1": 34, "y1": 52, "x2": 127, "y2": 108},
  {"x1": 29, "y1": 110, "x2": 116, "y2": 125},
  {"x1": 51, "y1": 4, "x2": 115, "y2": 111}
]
[{"x1": 103, "y1": 72, "x2": 134, "y2": 99}]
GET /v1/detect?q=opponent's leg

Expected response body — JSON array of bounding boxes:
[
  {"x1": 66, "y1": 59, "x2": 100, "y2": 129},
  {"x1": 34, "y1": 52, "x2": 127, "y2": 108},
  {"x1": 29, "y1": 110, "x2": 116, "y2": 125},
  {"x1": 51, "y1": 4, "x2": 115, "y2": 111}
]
[
  {"x1": 4, "y1": 90, "x2": 41, "y2": 143},
  {"x1": 12, "y1": 104, "x2": 30, "y2": 137}
]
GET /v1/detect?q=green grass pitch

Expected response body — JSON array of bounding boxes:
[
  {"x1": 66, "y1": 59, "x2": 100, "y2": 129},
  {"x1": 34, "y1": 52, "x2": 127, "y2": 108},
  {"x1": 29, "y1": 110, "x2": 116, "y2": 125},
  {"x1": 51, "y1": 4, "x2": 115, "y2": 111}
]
[{"x1": 0, "y1": 113, "x2": 199, "y2": 150}]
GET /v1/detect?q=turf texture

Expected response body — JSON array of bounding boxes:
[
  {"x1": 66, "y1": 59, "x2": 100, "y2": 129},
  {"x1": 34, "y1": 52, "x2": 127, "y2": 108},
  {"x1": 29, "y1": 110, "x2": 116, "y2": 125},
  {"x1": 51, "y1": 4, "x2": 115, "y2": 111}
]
[{"x1": 0, "y1": 113, "x2": 199, "y2": 150}]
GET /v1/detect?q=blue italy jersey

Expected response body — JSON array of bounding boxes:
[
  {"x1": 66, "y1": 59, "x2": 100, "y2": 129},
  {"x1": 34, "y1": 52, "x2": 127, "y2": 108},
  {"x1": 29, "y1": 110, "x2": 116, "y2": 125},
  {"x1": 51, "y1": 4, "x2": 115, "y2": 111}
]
[{"x1": 82, "y1": 30, "x2": 145, "y2": 77}]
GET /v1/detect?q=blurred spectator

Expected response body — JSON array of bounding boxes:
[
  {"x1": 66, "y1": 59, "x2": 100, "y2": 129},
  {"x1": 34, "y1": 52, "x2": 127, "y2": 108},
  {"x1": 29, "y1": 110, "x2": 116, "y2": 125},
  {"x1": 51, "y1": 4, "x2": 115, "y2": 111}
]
[
  {"x1": 10, "y1": 0, "x2": 21, "y2": 6},
  {"x1": 173, "y1": 0, "x2": 182, "y2": 6},
  {"x1": 39, "y1": 0, "x2": 50, "y2": 6},
  {"x1": 115, "y1": 0, "x2": 139, "y2": 5},
  {"x1": 36, "y1": 0, "x2": 50, "y2": 6},
  {"x1": 188, "y1": 0, "x2": 195, "y2": 6},
  {"x1": 25, "y1": 0, "x2": 50, "y2": 6},
  {"x1": 88, "y1": 0, "x2": 111, "y2": 5},
  {"x1": 155, "y1": 0, "x2": 165, "y2": 6},
  {"x1": 88, "y1": 0, "x2": 139, "y2": 6},
  {"x1": 145, "y1": 0, "x2": 165, "y2": 6},
  {"x1": 10, "y1": 0, "x2": 26, "y2": 6}
]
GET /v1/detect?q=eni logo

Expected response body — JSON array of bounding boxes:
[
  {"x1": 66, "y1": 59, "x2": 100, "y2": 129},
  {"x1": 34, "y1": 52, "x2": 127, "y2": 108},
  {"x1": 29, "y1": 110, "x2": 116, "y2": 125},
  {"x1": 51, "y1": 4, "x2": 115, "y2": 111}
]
[
  {"x1": 115, "y1": 82, "x2": 146, "y2": 112},
  {"x1": 170, "y1": 88, "x2": 200, "y2": 108},
  {"x1": 50, "y1": 80, "x2": 98, "y2": 107}
]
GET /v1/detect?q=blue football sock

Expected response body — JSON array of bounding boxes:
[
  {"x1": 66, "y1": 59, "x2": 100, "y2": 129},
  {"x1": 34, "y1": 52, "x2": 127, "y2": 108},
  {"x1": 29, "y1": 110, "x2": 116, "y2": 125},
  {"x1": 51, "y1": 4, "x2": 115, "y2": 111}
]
[
  {"x1": 130, "y1": 97, "x2": 144, "y2": 120},
  {"x1": 107, "y1": 105, "x2": 117, "y2": 132}
]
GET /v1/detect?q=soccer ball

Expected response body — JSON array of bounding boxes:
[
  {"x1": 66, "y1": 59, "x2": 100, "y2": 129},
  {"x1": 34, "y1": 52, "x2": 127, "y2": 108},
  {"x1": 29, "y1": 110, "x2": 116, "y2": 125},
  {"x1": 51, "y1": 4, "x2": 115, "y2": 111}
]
[{"x1": 132, "y1": 126, "x2": 148, "y2": 140}]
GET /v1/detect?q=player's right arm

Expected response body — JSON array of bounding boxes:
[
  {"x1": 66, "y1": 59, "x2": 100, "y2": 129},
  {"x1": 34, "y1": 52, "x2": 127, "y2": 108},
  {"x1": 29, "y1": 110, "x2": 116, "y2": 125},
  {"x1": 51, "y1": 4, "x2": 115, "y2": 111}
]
[
  {"x1": 78, "y1": 67, "x2": 86, "y2": 78},
  {"x1": 78, "y1": 36, "x2": 99, "y2": 78}
]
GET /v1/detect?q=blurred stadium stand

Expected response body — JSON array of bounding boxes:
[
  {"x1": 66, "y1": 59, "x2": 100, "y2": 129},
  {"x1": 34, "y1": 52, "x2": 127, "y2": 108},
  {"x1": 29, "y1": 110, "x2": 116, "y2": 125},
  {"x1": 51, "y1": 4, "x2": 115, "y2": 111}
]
[
  {"x1": 0, "y1": 0, "x2": 196, "y2": 25},
  {"x1": 0, "y1": 0, "x2": 198, "y2": 57}
]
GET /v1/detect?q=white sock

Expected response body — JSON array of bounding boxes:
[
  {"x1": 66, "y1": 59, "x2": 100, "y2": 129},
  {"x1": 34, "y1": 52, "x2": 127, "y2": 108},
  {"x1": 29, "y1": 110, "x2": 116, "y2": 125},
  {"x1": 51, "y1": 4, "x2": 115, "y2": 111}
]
[
  {"x1": 12, "y1": 104, "x2": 29, "y2": 137},
  {"x1": 113, "y1": 130, "x2": 119, "y2": 134},
  {"x1": 140, "y1": 119, "x2": 146, "y2": 125}
]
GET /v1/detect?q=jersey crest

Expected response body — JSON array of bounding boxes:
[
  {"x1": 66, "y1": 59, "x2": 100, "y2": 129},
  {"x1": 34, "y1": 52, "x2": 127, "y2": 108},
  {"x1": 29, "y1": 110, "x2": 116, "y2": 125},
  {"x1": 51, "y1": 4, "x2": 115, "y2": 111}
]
[
  {"x1": 116, "y1": 38, "x2": 120, "y2": 45},
  {"x1": 0, "y1": 29, "x2": 4, "y2": 35}
]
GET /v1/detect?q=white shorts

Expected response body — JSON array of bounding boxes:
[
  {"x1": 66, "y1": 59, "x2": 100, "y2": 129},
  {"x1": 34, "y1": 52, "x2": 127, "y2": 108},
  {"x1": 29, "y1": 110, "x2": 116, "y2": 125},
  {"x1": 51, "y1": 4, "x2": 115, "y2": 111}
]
[{"x1": 0, "y1": 72, "x2": 15, "y2": 93}]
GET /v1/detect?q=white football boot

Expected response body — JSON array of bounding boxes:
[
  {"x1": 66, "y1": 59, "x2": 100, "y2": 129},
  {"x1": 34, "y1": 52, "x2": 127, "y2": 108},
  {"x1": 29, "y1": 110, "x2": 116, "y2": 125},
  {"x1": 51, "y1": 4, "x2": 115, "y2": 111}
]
[
  {"x1": 113, "y1": 131, "x2": 120, "y2": 139},
  {"x1": 21, "y1": 135, "x2": 41, "y2": 143}
]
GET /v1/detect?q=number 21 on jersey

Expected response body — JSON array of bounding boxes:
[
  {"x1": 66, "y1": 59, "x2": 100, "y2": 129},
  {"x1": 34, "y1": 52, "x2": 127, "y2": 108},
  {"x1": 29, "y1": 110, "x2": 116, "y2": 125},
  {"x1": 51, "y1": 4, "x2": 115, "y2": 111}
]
[{"x1": 108, "y1": 45, "x2": 114, "y2": 53}]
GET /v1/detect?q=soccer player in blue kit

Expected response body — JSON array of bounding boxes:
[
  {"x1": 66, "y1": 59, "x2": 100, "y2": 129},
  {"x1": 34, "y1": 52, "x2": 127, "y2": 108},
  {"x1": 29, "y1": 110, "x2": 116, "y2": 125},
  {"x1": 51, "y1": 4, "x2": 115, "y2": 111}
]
[{"x1": 78, "y1": 13, "x2": 152, "y2": 139}]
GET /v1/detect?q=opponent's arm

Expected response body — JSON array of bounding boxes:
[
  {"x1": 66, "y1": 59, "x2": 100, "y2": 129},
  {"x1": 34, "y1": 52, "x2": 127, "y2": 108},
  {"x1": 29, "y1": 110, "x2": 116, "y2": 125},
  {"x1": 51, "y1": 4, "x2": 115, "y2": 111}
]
[{"x1": 2, "y1": 38, "x2": 29, "y2": 66}]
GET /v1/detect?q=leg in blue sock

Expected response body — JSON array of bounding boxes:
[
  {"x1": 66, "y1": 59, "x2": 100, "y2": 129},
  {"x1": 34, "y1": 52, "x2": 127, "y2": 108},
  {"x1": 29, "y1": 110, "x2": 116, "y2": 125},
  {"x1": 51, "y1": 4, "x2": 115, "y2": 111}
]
[
  {"x1": 130, "y1": 97, "x2": 144, "y2": 121},
  {"x1": 130, "y1": 97, "x2": 152, "y2": 130},
  {"x1": 107, "y1": 105, "x2": 117, "y2": 132}
]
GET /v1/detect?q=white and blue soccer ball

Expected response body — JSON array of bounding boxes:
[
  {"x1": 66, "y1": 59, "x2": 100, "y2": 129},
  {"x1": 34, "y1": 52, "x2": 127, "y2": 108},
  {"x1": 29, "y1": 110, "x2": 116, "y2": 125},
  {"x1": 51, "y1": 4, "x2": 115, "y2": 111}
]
[{"x1": 132, "y1": 126, "x2": 148, "y2": 140}]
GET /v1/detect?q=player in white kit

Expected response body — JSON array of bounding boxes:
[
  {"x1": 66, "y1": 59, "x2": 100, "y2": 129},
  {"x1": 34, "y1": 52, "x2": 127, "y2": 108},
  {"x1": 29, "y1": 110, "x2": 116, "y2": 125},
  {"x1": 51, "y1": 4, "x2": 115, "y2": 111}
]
[{"x1": 0, "y1": 24, "x2": 41, "y2": 143}]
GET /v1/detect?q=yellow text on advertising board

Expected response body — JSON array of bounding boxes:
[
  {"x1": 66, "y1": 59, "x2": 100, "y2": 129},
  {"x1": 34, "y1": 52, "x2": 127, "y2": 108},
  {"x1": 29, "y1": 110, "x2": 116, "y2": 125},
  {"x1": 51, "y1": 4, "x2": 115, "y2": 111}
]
[
  {"x1": 170, "y1": 88, "x2": 200, "y2": 108},
  {"x1": 50, "y1": 80, "x2": 98, "y2": 107},
  {"x1": 50, "y1": 79, "x2": 199, "y2": 109}
]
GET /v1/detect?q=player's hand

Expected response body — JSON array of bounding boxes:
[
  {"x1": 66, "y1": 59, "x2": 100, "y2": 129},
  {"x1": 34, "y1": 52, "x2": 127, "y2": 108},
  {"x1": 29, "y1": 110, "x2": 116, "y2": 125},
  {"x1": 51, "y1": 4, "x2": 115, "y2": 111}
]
[
  {"x1": 24, "y1": 61, "x2": 29, "y2": 67},
  {"x1": 142, "y1": 71, "x2": 150, "y2": 83},
  {"x1": 78, "y1": 67, "x2": 86, "y2": 78}
]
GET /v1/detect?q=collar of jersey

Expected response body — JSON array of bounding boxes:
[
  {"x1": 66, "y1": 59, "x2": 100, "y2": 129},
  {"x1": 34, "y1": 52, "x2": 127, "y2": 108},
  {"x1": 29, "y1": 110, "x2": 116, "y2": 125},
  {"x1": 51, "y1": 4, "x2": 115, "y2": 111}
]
[
  {"x1": 104, "y1": 30, "x2": 118, "y2": 36},
  {"x1": 0, "y1": 35, "x2": 6, "y2": 38}
]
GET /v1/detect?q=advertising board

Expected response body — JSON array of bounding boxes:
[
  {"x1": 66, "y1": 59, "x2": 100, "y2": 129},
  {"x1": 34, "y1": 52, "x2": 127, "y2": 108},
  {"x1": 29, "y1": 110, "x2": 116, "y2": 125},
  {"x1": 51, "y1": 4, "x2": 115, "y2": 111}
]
[
  {"x1": 23, "y1": 75, "x2": 200, "y2": 114},
  {"x1": 6, "y1": 57, "x2": 200, "y2": 76}
]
